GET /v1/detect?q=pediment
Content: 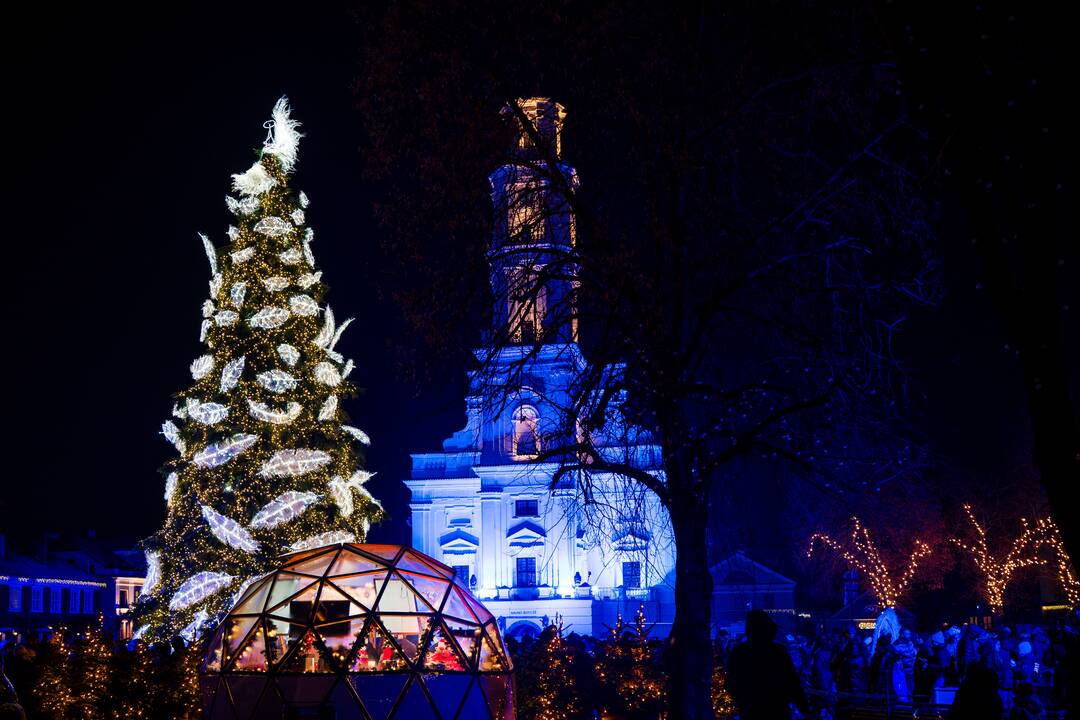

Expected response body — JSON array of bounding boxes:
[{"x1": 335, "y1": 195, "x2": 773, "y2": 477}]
[
  {"x1": 439, "y1": 529, "x2": 479, "y2": 555},
  {"x1": 506, "y1": 520, "x2": 546, "y2": 548}
]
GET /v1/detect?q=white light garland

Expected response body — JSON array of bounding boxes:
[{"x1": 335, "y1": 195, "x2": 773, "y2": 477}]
[
  {"x1": 247, "y1": 399, "x2": 302, "y2": 424},
  {"x1": 191, "y1": 355, "x2": 215, "y2": 380},
  {"x1": 199, "y1": 233, "x2": 217, "y2": 275},
  {"x1": 230, "y1": 282, "x2": 247, "y2": 308},
  {"x1": 220, "y1": 356, "x2": 245, "y2": 392},
  {"x1": 202, "y1": 505, "x2": 260, "y2": 553},
  {"x1": 231, "y1": 247, "x2": 255, "y2": 264},
  {"x1": 254, "y1": 216, "x2": 293, "y2": 237},
  {"x1": 161, "y1": 421, "x2": 185, "y2": 454},
  {"x1": 248, "y1": 307, "x2": 290, "y2": 329},
  {"x1": 192, "y1": 433, "x2": 258, "y2": 468},
  {"x1": 164, "y1": 471, "x2": 178, "y2": 504},
  {"x1": 258, "y1": 449, "x2": 332, "y2": 477},
  {"x1": 341, "y1": 425, "x2": 371, "y2": 445},
  {"x1": 289, "y1": 531, "x2": 354, "y2": 552},
  {"x1": 170, "y1": 571, "x2": 234, "y2": 610},
  {"x1": 318, "y1": 395, "x2": 338, "y2": 421},
  {"x1": 277, "y1": 344, "x2": 300, "y2": 366},
  {"x1": 249, "y1": 491, "x2": 321, "y2": 529},
  {"x1": 298, "y1": 272, "x2": 322, "y2": 289},
  {"x1": 143, "y1": 551, "x2": 161, "y2": 595},
  {"x1": 328, "y1": 471, "x2": 375, "y2": 517},
  {"x1": 214, "y1": 310, "x2": 239, "y2": 327},
  {"x1": 256, "y1": 369, "x2": 298, "y2": 393},
  {"x1": 186, "y1": 398, "x2": 229, "y2": 425},
  {"x1": 314, "y1": 362, "x2": 342, "y2": 386},
  {"x1": 263, "y1": 276, "x2": 290, "y2": 292},
  {"x1": 289, "y1": 294, "x2": 319, "y2": 316},
  {"x1": 279, "y1": 247, "x2": 303, "y2": 264}
]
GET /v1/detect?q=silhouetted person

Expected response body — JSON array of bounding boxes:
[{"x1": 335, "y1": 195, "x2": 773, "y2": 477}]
[
  {"x1": 726, "y1": 610, "x2": 810, "y2": 719},
  {"x1": 949, "y1": 664, "x2": 1003, "y2": 719}
]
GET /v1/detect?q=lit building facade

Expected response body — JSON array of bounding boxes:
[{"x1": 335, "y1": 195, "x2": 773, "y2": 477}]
[{"x1": 406, "y1": 99, "x2": 676, "y2": 638}]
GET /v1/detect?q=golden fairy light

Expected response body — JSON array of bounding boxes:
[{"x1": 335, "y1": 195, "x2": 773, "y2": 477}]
[
  {"x1": 1032, "y1": 516, "x2": 1080, "y2": 608},
  {"x1": 807, "y1": 516, "x2": 931, "y2": 608},
  {"x1": 949, "y1": 504, "x2": 1045, "y2": 614}
]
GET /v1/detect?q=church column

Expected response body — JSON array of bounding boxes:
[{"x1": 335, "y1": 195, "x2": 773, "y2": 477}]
[
  {"x1": 410, "y1": 503, "x2": 431, "y2": 556},
  {"x1": 479, "y1": 489, "x2": 501, "y2": 598}
]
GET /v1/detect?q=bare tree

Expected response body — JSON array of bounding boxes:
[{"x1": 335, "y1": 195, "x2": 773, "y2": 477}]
[{"x1": 355, "y1": 3, "x2": 938, "y2": 716}]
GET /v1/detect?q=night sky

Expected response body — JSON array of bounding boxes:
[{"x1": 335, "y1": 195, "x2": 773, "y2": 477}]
[{"x1": 5, "y1": 4, "x2": 1070, "y2": 558}]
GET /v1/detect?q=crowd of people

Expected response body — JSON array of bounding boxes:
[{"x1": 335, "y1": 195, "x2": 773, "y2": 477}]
[{"x1": 718, "y1": 609, "x2": 1080, "y2": 719}]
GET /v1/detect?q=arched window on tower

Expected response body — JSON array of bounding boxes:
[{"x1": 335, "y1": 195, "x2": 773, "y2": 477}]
[
  {"x1": 507, "y1": 267, "x2": 547, "y2": 343},
  {"x1": 511, "y1": 406, "x2": 541, "y2": 459}
]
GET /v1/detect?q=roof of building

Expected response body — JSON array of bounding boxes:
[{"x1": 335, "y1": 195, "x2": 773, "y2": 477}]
[{"x1": 709, "y1": 551, "x2": 796, "y2": 588}]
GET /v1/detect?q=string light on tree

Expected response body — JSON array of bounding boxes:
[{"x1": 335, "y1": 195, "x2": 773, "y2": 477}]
[
  {"x1": 807, "y1": 516, "x2": 932, "y2": 608},
  {"x1": 1033, "y1": 516, "x2": 1080, "y2": 607},
  {"x1": 949, "y1": 504, "x2": 1046, "y2": 614}
]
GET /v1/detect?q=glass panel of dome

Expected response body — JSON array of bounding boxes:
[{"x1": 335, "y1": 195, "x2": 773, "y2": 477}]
[
  {"x1": 441, "y1": 586, "x2": 479, "y2": 623},
  {"x1": 231, "y1": 624, "x2": 269, "y2": 671},
  {"x1": 221, "y1": 616, "x2": 260, "y2": 662},
  {"x1": 350, "y1": 675, "x2": 409, "y2": 718},
  {"x1": 204, "y1": 632, "x2": 224, "y2": 672},
  {"x1": 427, "y1": 674, "x2": 473, "y2": 719},
  {"x1": 481, "y1": 674, "x2": 515, "y2": 719},
  {"x1": 350, "y1": 619, "x2": 410, "y2": 672},
  {"x1": 483, "y1": 621, "x2": 511, "y2": 658},
  {"x1": 376, "y1": 574, "x2": 426, "y2": 613},
  {"x1": 442, "y1": 617, "x2": 481, "y2": 666},
  {"x1": 328, "y1": 549, "x2": 382, "y2": 576},
  {"x1": 326, "y1": 571, "x2": 387, "y2": 610},
  {"x1": 420, "y1": 621, "x2": 468, "y2": 671},
  {"x1": 287, "y1": 546, "x2": 341, "y2": 577},
  {"x1": 396, "y1": 550, "x2": 453, "y2": 579},
  {"x1": 233, "y1": 576, "x2": 273, "y2": 615},
  {"x1": 396, "y1": 676, "x2": 439, "y2": 719},
  {"x1": 264, "y1": 620, "x2": 290, "y2": 667},
  {"x1": 379, "y1": 614, "x2": 430, "y2": 663},
  {"x1": 356, "y1": 544, "x2": 402, "y2": 563},
  {"x1": 463, "y1": 591, "x2": 495, "y2": 624},
  {"x1": 264, "y1": 572, "x2": 319, "y2": 615},
  {"x1": 224, "y1": 676, "x2": 267, "y2": 714},
  {"x1": 398, "y1": 571, "x2": 451, "y2": 612},
  {"x1": 457, "y1": 679, "x2": 491, "y2": 719},
  {"x1": 280, "y1": 629, "x2": 329, "y2": 673},
  {"x1": 477, "y1": 631, "x2": 507, "y2": 672}
]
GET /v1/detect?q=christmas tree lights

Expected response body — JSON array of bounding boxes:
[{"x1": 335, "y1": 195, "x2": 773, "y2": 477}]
[
  {"x1": 594, "y1": 605, "x2": 666, "y2": 717},
  {"x1": 135, "y1": 98, "x2": 382, "y2": 642},
  {"x1": 808, "y1": 516, "x2": 931, "y2": 608}
]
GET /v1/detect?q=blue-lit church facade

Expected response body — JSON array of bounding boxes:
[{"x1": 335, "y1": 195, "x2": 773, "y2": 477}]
[{"x1": 407, "y1": 99, "x2": 676, "y2": 639}]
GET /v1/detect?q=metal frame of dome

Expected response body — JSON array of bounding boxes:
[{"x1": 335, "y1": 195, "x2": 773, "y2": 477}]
[{"x1": 200, "y1": 543, "x2": 515, "y2": 719}]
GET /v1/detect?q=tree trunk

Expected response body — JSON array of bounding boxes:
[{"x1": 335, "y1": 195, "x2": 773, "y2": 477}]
[{"x1": 666, "y1": 485, "x2": 715, "y2": 719}]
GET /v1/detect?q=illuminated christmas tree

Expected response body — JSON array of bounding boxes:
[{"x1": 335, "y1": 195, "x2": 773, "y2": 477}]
[
  {"x1": 69, "y1": 625, "x2": 112, "y2": 720},
  {"x1": 594, "y1": 606, "x2": 666, "y2": 719},
  {"x1": 33, "y1": 631, "x2": 74, "y2": 720},
  {"x1": 516, "y1": 621, "x2": 585, "y2": 720},
  {"x1": 136, "y1": 98, "x2": 382, "y2": 641}
]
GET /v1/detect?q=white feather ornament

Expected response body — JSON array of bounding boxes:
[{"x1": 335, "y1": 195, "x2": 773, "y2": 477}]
[
  {"x1": 327, "y1": 471, "x2": 375, "y2": 517},
  {"x1": 248, "y1": 307, "x2": 290, "y2": 329},
  {"x1": 230, "y1": 282, "x2": 247, "y2": 308},
  {"x1": 249, "y1": 491, "x2": 320, "y2": 529},
  {"x1": 170, "y1": 571, "x2": 234, "y2": 610},
  {"x1": 314, "y1": 362, "x2": 342, "y2": 386},
  {"x1": 186, "y1": 398, "x2": 229, "y2": 425},
  {"x1": 302, "y1": 228, "x2": 315, "y2": 267},
  {"x1": 209, "y1": 273, "x2": 223, "y2": 297},
  {"x1": 161, "y1": 421, "x2": 185, "y2": 454},
  {"x1": 164, "y1": 471, "x2": 179, "y2": 504},
  {"x1": 289, "y1": 294, "x2": 319, "y2": 316},
  {"x1": 226, "y1": 196, "x2": 241, "y2": 215},
  {"x1": 290, "y1": 531, "x2": 354, "y2": 553},
  {"x1": 192, "y1": 433, "x2": 258, "y2": 468},
  {"x1": 318, "y1": 395, "x2": 338, "y2": 421},
  {"x1": 263, "y1": 97, "x2": 303, "y2": 172},
  {"x1": 227, "y1": 225, "x2": 239, "y2": 241},
  {"x1": 330, "y1": 318, "x2": 353, "y2": 351},
  {"x1": 277, "y1": 344, "x2": 300, "y2": 366},
  {"x1": 256, "y1": 369, "x2": 298, "y2": 393},
  {"x1": 341, "y1": 359, "x2": 354, "y2": 379},
  {"x1": 258, "y1": 449, "x2": 332, "y2": 477},
  {"x1": 202, "y1": 505, "x2": 260, "y2": 552},
  {"x1": 238, "y1": 196, "x2": 260, "y2": 215},
  {"x1": 298, "y1": 190, "x2": 310, "y2": 208},
  {"x1": 247, "y1": 399, "x2": 302, "y2": 424},
  {"x1": 220, "y1": 356, "x2": 246, "y2": 392},
  {"x1": 290, "y1": 209, "x2": 305, "y2": 225},
  {"x1": 143, "y1": 551, "x2": 161, "y2": 595},
  {"x1": 325, "y1": 349, "x2": 343, "y2": 363},
  {"x1": 298, "y1": 272, "x2": 322, "y2": 289},
  {"x1": 179, "y1": 609, "x2": 209, "y2": 644},
  {"x1": 231, "y1": 246, "x2": 255, "y2": 264},
  {"x1": 199, "y1": 319, "x2": 211, "y2": 342},
  {"x1": 191, "y1": 355, "x2": 215, "y2": 379},
  {"x1": 263, "y1": 276, "x2": 290, "y2": 292},
  {"x1": 254, "y1": 216, "x2": 293, "y2": 237},
  {"x1": 231, "y1": 161, "x2": 278, "y2": 196},
  {"x1": 314, "y1": 308, "x2": 335, "y2": 348},
  {"x1": 202, "y1": 299, "x2": 215, "y2": 318},
  {"x1": 214, "y1": 310, "x2": 239, "y2": 327},
  {"x1": 279, "y1": 247, "x2": 303, "y2": 264},
  {"x1": 199, "y1": 233, "x2": 217, "y2": 275},
  {"x1": 172, "y1": 403, "x2": 185, "y2": 419},
  {"x1": 341, "y1": 425, "x2": 371, "y2": 446}
]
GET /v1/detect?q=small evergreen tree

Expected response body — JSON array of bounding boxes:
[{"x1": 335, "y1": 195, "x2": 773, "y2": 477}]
[
  {"x1": 137, "y1": 98, "x2": 382, "y2": 640},
  {"x1": 69, "y1": 626, "x2": 112, "y2": 720},
  {"x1": 33, "y1": 632, "x2": 73, "y2": 720},
  {"x1": 594, "y1": 606, "x2": 666, "y2": 719},
  {"x1": 516, "y1": 621, "x2": 586, "y2": 720}
]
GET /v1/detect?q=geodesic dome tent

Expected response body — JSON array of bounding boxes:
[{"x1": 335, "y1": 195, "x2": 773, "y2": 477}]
[{"x1": 200, "y1": 544, "x2": 514, "y2": 719}]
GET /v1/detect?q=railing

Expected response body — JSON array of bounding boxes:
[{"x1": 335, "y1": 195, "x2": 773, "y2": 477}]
[{"x1": 591, "y1": 586, "x2": 651, "y2": 601}]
